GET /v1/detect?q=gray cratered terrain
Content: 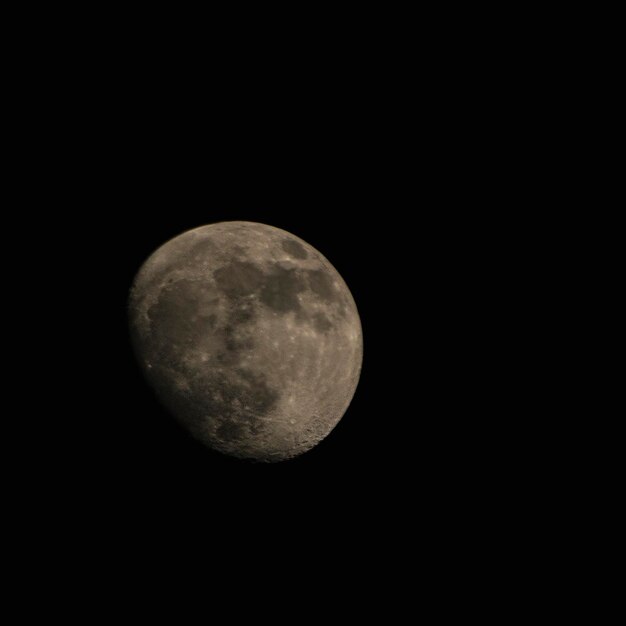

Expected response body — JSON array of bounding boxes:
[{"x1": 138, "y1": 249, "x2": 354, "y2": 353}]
[{"x1": 128, "y1": 221, "x2": 363, "y2": 462}]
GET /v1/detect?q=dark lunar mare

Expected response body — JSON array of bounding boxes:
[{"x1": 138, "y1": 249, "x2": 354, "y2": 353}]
[
  {"x1": 259, "y1": 265, "x2": 307, "y2": 314},
  {"x1": 281, "y1": 238, "x2": 308, "y2": 259}
]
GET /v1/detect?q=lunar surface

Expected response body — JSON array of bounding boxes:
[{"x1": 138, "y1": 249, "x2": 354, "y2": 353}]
[{"x1": 128, "y1": 221, "x2": 363, "y2": 462}]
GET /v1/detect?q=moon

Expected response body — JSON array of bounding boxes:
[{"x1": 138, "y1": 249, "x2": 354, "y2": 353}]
[{"x1": 128, "y1": 221, "x2": 363, "y2": 462}]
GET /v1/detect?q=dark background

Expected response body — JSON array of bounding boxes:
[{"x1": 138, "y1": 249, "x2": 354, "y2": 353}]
[
  {"x1": 60, "y1": 160, "x2": 504, "y2": 548},
  {"x1": 37, "y1": 96, "x2": 515, "y2": 547},
  {"x1": 8, "y1": 14, "x2": 580, "y2": 614},
  {"x1": 26, "y1": 47, "x2": 531, "y2": 583}
]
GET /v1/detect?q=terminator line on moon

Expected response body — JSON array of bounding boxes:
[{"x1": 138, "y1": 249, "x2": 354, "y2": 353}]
[{"x1": 128, "y1": 221, "x2": 363, "y2": 462}]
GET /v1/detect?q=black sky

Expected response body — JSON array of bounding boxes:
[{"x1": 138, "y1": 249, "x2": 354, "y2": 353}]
[
  {"x1": 31, "y1": 76, "x2": 523, "y2": 570},
  {"x1": 8, "y1": 16, "x2": 558, "y2": 614}
]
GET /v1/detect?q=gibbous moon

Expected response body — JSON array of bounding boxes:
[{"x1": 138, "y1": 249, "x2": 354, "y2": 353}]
[{"x1": 128, "y1": 221, "x2": 363, "y2": 462}]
